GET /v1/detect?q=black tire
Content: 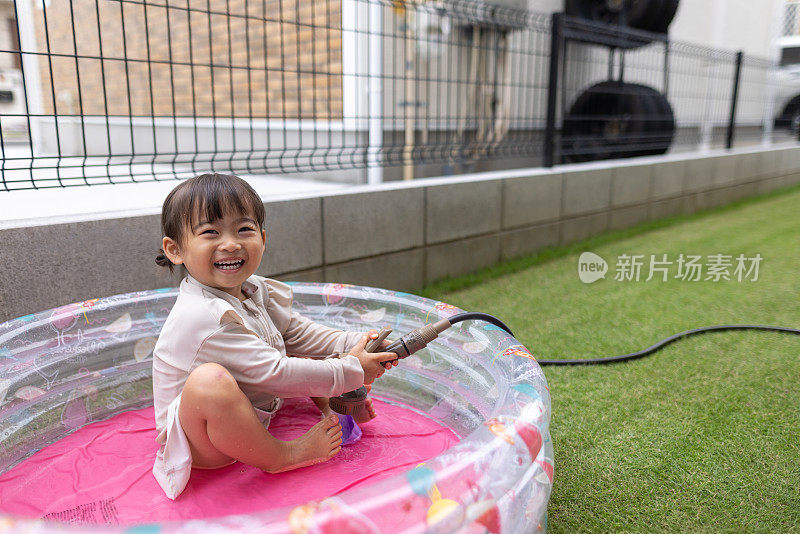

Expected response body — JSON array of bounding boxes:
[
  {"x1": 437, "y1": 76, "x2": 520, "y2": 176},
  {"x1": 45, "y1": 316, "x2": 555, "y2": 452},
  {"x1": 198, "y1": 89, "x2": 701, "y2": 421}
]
[
  {"x1": 652, "y1": 89, "x2": 675, "y2": 154},
  {"x1": 565, "y1": 0, "x2": 628, "y2": 25},
  {"x1": 561, "y1": 81, "x2": 649, "y2": 162},
  {"x1": 791, "y1": 109, "x2": 800, "y2": 139},
  {"x1": 631, "y1": 84, "x2": 675, "y2": 156},
  {"x1": 775, "y1": 95, "x2": 800, "y2": 132},
  {"x1": 626, "y1": 0, "x2": 653, "y2": 29},
  {"x1": 611, "y1": 84, "x2": 653, "y2": 158},
  {"x1": 566, "y1": 0, "x2": 679, "y2": 34},
  {"x1": 561, "y1": 81, "x2": 675, "y2": 162},
  {"x1": 627, "y1": 85, "x2": 661, "y2": 157},
  {"x1": 642, "y1": 0, "x2": 680, "y2": 34},
  {"x1": 565, "y1": 0, "x2": 657, "y2": 48}
]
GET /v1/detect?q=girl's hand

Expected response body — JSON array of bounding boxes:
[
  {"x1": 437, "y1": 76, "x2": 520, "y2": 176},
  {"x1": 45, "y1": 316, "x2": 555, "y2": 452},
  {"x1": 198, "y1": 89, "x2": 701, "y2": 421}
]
[
  {"x1": 348, "y1": 332, "x2": 398, "y2": 384},
  {"x1": 374, "y1": 335, "x2": 400, "y2": 370},
  {"x1": 367, "y1": 330, "x2": 400, "y2": 369}
]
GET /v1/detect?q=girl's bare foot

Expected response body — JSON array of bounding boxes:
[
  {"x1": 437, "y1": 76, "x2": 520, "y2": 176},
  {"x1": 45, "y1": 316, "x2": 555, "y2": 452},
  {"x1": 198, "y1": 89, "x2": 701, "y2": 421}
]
[
  {"x1": 353, "y1": 397, "x2": 377, "y2": 424},
  {"x1": 352, "y1": 384, "x2": 377, "y2": 424},
  {"x1": 269, "y1": 415, "x2": 342, "y2": 473}
]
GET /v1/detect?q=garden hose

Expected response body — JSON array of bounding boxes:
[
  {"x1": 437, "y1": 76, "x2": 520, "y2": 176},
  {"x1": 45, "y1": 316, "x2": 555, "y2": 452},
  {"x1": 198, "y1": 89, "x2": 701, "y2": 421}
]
[
  {"x1": 381, "y1": 312, "x2": 515, "y2": 360},
  {"x1": 328, "y1": 312, "x2": 514, "y2": 416},
  {"x1": 536, "y1": 324, "x2": 800, "y2": 366},
  {"x1": 330, "y1": 317, "x2": 800, "y2": 416},
  {"x1": 423, "y1": 317, "x2": 800, "y2": 367},
  {"x1": 403, "y1": 317, "x2": 800, "y2": 367}
]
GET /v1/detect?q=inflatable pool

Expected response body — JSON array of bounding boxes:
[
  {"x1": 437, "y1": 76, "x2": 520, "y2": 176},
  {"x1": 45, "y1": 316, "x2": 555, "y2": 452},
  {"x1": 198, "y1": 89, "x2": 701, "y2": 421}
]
[{"x1": 0, "y1": 282, "x2": 553, "y2": 532}]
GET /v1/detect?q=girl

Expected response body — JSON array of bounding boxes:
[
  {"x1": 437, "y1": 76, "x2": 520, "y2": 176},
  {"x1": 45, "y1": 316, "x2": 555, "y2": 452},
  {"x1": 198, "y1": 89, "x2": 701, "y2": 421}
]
[{"x1": 151, "y1": 173, "x2": 398, "y2": 500}]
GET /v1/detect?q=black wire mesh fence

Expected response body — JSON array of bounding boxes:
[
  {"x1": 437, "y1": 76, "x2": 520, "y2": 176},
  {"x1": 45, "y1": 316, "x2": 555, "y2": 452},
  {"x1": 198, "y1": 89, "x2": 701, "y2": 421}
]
[{"x1": 0, "y1": 0, "x2": 778, "y2": 190}]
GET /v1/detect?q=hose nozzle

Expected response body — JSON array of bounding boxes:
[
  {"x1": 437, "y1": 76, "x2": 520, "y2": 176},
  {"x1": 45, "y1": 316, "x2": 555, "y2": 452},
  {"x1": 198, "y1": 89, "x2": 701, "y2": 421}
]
[
  {"x1": 384, "y1": 318, "x2": 451, "y2": 360},
  {"x1": 329, "y1": 313, "x2": 515, "y2": 416}
]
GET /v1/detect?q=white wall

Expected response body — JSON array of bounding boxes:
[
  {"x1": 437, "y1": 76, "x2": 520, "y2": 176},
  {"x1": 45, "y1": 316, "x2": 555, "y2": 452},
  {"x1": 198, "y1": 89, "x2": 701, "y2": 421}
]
[{"x1": 669, "y1": 0, "x2": 780, "y2": 58}]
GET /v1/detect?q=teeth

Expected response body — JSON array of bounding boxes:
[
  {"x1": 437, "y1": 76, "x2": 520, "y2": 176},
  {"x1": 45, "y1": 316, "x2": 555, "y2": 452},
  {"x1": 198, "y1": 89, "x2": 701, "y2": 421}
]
[{"x1": 215, "y1": 259, "x2": 244, "y2": 270}]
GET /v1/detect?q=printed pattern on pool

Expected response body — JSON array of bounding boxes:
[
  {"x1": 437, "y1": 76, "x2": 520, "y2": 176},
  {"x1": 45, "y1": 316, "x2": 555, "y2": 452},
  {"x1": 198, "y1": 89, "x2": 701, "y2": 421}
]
[{"x1": 0, "y1": 282, "x2": 553, "y2": 533}]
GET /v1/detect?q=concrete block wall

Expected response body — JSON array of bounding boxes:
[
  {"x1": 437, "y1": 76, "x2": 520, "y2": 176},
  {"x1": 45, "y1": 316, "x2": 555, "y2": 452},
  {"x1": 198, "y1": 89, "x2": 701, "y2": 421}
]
[{"x1": 2, "y1": 145, "x2": 800, "y2": 323}]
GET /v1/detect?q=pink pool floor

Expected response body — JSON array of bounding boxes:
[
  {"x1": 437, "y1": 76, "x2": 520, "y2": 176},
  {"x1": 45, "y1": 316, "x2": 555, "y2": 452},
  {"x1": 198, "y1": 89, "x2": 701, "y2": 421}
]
[{"x1": 0, "y1": 397, "x2": 459, "y2": 525}]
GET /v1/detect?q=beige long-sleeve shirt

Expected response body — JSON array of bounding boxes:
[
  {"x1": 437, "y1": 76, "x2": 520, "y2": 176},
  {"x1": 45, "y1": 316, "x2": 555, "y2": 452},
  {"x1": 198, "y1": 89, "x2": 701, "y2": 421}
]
[{"x1": 152, "y1": 275, "x2": 364, "y2": 444}]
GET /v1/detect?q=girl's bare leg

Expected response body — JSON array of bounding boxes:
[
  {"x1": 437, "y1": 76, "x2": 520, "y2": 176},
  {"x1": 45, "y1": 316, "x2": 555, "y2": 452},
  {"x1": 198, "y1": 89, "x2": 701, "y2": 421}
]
[
  {"x1": 179, "y1": 363, "x2": 342, "y2": 472},
  {"x1": 311, "y1": 396, "x2": 334, "y2": 418}
]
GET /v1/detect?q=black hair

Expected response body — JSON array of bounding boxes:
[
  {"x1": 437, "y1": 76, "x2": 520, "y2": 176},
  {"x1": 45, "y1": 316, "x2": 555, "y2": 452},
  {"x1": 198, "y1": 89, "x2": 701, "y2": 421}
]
[{"x1": 155, "y1": 173, "x2": 265, "y2": 272}]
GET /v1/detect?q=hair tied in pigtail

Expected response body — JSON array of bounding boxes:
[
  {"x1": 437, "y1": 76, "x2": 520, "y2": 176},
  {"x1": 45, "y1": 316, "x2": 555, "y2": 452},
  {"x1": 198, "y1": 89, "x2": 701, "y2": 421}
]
[{"x1": 155, "y1": 249, "x2": 174, "y2": 270}]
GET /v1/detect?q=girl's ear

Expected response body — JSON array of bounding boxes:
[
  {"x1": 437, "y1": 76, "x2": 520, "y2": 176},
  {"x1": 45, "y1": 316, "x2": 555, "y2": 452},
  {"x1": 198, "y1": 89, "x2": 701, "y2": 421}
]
[
  {"x1": 261, "y1": 229, "x2": 266, "y2": 245},
  {"x1": 162, "y1": 236, "x2": 184, "y2": 265}
]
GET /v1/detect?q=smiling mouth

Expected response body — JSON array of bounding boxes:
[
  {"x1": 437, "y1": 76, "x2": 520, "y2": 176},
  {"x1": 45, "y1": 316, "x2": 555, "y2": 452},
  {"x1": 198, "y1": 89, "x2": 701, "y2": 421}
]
[{"x1": 214, "y1": 259, "x2": 245, "y2": 271}]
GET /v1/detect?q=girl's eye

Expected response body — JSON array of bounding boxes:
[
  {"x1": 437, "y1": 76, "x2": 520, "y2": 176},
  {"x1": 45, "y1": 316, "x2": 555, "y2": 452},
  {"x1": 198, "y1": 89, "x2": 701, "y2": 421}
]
[
  {"x1": 201, "y1": 229, "x2": 217, "y2": 235},
  {"x1": 239, "y1": 227, "x2": 256, "y2": 233}
]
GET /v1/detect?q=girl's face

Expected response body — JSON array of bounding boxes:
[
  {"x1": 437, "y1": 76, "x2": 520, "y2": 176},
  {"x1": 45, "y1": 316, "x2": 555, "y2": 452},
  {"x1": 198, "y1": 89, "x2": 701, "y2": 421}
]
[{"x1": 162, "y1": 210, "x2": 266, "y2": 301}]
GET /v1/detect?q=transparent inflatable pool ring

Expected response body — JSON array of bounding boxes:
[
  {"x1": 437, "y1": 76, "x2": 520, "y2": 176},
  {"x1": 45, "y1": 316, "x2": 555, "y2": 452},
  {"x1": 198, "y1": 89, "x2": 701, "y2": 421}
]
[{"x1": 0, "y1": 282, "x2": 553, "y2": 533}]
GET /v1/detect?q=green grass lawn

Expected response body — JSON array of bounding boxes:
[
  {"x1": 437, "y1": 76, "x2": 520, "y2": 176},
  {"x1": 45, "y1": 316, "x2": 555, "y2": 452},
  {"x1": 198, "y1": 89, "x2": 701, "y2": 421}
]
[{"x1": 421, "y1": 185, "x2": 800, "y2": 533}]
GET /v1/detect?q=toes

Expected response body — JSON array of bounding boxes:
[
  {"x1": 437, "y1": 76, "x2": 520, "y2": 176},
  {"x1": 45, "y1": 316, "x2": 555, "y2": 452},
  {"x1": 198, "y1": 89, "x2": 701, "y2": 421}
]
[
  {"x1": 310, "y1": 420, "x2": 325, "y2": 432},
  {"x1": 314, "y1": 416, "x2": 334, "y2": 428},
  {"x1": 323, "y1": 415, "x2": 340, "y2": 429}
]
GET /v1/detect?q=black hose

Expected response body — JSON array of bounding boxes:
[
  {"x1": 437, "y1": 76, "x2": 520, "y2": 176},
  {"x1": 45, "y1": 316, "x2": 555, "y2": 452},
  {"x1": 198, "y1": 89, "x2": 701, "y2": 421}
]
[
  {"x1": 536, "y1": 325, "x2": 800, "y2": 366},
  {"x1": 449, "y1": 312, "x2": 515, "y2": 337},
  {"x1": 444, "y1": 315, "x2": 799, "y2": 366}
]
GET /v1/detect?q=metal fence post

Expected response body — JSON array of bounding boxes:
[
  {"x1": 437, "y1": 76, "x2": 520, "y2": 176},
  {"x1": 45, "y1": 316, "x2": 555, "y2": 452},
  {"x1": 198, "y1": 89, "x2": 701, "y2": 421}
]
[
  {"x1": 726, "y1": 50, "x2": 744, "y2": 150},
  {"x1": 544, "y1": 13, "x2": 563, "y2": 168}
]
